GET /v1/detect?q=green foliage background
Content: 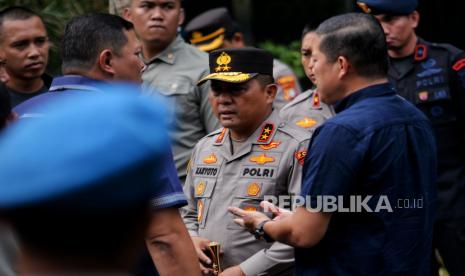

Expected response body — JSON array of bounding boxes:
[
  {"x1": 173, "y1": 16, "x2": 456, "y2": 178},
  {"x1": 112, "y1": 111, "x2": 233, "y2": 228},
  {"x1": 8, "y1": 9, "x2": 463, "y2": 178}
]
[{"x1": 0, "y1": 0, "x2": 108, "y2": 76}]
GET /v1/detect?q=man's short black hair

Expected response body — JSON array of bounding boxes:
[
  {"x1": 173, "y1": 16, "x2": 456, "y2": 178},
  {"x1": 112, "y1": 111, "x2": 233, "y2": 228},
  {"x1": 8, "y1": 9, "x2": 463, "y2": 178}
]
[
  {"x1": 61, "y1": 12, "x2": 134, "y2": 73},
  {"x1": 0, "y1": 6, "x2": 44, "y2": 42},
  {"x1": 316, "y1": 13, "x2": 388, "y2": 79},
  {"x1": 0, "y1": 87, "x2": 11, "y2": 130}
]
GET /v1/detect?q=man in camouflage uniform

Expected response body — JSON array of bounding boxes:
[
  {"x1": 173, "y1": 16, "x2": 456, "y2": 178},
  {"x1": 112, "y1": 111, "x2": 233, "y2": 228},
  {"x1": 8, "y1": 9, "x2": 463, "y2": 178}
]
[
  {"x1": 280, "y1": 26, "x2": 334, "y2": 135},
  {"x1": 185, "y1": 7, "x2": 302, "y2": 110},
  {"x1": 183, "y1": 48, "x2": 309, "y2": 276},
  {"x1": 358, "y1": 0, "x2": 465, "y2": 274}
]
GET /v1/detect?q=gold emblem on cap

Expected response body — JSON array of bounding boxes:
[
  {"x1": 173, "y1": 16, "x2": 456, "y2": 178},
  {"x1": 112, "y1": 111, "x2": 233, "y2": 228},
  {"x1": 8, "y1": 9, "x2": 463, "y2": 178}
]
[
  {"x1": 215, "y1": 52, "x2": 232, "y2": 72},
  {"x1": 357, "y1": 2, "x2": 372, "y2": 14},
  {"x1": 247, "y1": 183, "x2": 261, "y2": 197},
  {"x1": 196, "y1": 181, "x2": 206, "y2": 196}
]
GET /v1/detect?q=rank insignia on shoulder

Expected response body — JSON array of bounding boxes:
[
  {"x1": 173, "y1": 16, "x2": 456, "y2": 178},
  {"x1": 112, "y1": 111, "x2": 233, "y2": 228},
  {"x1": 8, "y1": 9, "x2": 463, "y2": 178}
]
[
  {"x1": 257, "y1": 123, "x2": 274, "y2": 143},
  {"x1": 296, "y1": 117, "x2": 318, "y2": 129},
  {"x1": 197, "y1": 200, "x2": 204, "y2": 222},
  {"x1": 215, "y1": 128, "x2": 227, "y2": 144},
  {"x1": 312, "y1": 92, "x2": 321, "y2": 109},
  {"x1": 295, "y1": 150, "x2": 307, "y2": 166},
  {"x1": 195, "y1": 181, "x2": 206, "y2": 196},
  {"x1": 203, "y1": 153, "x2": 217, "y2": 164},
  {"x1": 259, "y1": 141, "x2": 281, "y2": 150},
  {"x1": 250, "y1": 154, "x2": 275, "y2": 165},
  {"x1": 453, "y1": 58, "x2": 465, "y2": 71},
  {"x1": 247, "y1": 182, "x2": 261, "y2": 197}
]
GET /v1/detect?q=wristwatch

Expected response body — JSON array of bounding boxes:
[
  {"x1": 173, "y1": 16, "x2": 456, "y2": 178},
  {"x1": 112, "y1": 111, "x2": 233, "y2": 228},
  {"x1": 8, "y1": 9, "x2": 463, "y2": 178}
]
[{"x1": 254, "y1": 220, "x2": 274, "y2": 242}]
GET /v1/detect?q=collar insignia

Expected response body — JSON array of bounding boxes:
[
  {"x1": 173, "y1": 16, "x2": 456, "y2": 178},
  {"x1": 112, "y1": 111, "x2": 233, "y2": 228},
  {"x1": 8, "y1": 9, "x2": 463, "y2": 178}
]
[
  {"x1": 215, "y1": 128, "x2": 227, "y2": 144},
  {"x1": 312, "y1": 92, "x2": 321, "y2": 109}
]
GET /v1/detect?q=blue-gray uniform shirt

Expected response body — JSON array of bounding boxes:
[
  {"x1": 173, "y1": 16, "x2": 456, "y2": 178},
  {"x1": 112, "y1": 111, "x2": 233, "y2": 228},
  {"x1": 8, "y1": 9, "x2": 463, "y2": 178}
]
[{"x1": 296, "y1": 83, "x2": 437, "y2": 275}]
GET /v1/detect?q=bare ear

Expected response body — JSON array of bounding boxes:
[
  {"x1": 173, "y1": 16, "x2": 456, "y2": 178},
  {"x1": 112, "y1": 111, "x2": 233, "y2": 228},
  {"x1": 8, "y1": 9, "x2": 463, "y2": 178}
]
[
  {"x1": 122, "y1": 7, "x2": 132, "y2": 22},
  {"x1": 98, "y1": 49, "x2": 115, "y2": 76},
  {"x1": 265, "y1": 83, "x2": 278, "y2": 104},
  {"x1": 178, "y1": 8, "x2": 185, "y2": 26},
  {"x1": 410, "y1": 11, "x2": 420, "y2": 29},
  {"x1": 232, "y1": 32, "x2": 245, "y2": 47},
  {"x1": 337, "y1": 56, "x2": 350, "y2": 79}
]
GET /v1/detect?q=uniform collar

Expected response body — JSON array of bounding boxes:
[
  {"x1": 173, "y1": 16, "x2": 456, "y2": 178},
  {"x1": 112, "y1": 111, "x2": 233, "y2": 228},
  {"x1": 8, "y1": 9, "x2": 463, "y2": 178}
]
[
  {"x1": 334, "y1": 82, "x2": 395, "y2": 113},
  {"x1": 49, "y1": 75, "x2": 106, "y2": 92},
  {"x1": 413, "y1": 37, "x2": 429, "y2": 63},
  {"x1": 143, "y1": 35, "x2": 183, "y2": 65}
]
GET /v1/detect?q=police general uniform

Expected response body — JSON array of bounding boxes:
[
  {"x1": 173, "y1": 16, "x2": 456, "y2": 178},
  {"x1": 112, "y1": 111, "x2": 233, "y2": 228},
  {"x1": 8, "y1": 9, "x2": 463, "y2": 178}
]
[
  {"x1": 142, "y1": 35, "x2": 220, "y2": 184},
  {"x1": 280, "y1": 89, "x2": 335, "y2": 135},
  {"x1": 185, "y1": 7, "x2": 302, "y2": 110},
  {"x1": 182, "y1": 48, "x2": 310, "y2": 276}
]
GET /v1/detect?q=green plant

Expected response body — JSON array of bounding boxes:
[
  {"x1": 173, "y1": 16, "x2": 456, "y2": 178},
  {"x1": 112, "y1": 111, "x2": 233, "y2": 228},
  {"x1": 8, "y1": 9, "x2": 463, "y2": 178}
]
[{"x1": 259, "y1": 40, "x2": 304, "y2": 79}]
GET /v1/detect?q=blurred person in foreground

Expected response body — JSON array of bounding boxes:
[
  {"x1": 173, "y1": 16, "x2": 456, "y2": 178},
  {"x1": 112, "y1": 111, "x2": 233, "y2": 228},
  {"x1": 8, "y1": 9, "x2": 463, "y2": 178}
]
[{"x1": 0, "y1": 88, "x2": 200, "y2": 275}]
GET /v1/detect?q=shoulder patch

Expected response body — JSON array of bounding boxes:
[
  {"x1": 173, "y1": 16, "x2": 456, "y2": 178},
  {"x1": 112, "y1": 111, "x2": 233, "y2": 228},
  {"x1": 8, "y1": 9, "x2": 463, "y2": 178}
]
[
  {"x1": 453, "y1": 58, "x2": 465, "y2": 71},
  {"x1": 295, "y1": 150, "x2": 307, "y2": 166}
]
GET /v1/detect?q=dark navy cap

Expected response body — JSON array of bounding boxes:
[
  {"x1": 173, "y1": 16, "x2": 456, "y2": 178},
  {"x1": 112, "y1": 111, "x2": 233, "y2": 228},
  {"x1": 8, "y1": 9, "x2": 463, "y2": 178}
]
[
  {"x1": 185, "y1": 7, "x2": 236, "y2": 52},
  {"x1": 0, "y1": 84, "x2": 170, "y2": 211},
  {"x1": 357, "y1": 0, "x2": 418, "y2": 15},
  {"x1": 198, "y1": 47, "x2": 273, "y2": 85}
]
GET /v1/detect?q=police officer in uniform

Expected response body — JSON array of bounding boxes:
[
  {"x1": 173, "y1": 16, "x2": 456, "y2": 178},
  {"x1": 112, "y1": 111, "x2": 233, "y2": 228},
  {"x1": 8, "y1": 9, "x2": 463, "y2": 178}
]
[
  {"x1": 124, "y1": 0, "x2": 220, "y2": 185},
  {"x1": 185, "y1": 7, "x2": 302, "y2": 110},
  {"x1": 358, "y1": 1, "x2": 465, "y2": 274},
  {"x1": 280, "y1": 25, "x2": 334, "y2": 135},
  {"x1": 182, "y1": 48, "x2": 309, "y2": 276}
]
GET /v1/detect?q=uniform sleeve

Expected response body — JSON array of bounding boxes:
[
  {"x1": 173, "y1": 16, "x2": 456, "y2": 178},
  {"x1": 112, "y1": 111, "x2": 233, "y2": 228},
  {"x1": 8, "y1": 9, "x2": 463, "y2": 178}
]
[
  {"x1": 301, "y1": 123, "x2": 365, "y2": 208},
  {"x1": 181, "y1": 144, "x2": 201, "y2": 236},
  {"x1": 150, "y1": 148, "x2": 188, "y2": 209},
  {"x1": 239, "y1": 138, "x2": 309, "y2": 276},
  {"x1": 197, "y1": 76, "x2": 220, "y2": 133}
]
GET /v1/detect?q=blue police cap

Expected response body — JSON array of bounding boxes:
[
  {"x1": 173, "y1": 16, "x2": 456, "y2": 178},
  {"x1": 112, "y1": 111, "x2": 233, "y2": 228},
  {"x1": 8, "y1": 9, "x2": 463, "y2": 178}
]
[
  {"x1": 357, "y1": 0, "x2": 418, "y2": 15},
  {"x1": 0, "y1": 84, "x2": 170, "y2": 211}
]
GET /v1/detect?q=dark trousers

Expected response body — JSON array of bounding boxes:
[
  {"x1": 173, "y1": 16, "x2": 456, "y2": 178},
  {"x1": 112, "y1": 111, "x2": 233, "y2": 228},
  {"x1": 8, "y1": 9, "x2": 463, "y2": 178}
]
[{"x1": 434, "y1": 218, "x2": 465, "y2": 276}]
